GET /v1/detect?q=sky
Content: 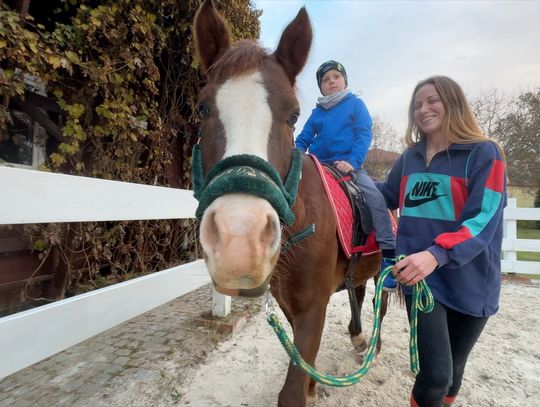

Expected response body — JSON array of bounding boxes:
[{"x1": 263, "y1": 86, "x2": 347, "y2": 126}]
[{"x1": 252, "y1": 0, "x2": 540, "y2": 145}]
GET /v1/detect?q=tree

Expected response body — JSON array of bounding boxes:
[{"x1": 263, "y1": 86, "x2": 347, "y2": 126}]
[
  {"x1": 364, "y1": 115, "x2": 402, "y2": 179},
  {"x1": 370, "y1": 115, "x2": 404, "y2": 153},
  {"x1": 471, "y1": 88, "x2": 540, "y2": 187},
  {"x1": 495, "y1": 90, "x2": 540, "y2": 186},
  {"x1": 471, "y1": 88, "x2": 512, "y2": 138}
]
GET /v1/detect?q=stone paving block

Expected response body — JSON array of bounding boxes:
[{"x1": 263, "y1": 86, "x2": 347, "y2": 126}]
[
  {"x1": 91, "y1": 372, "x2": 113, "y2": 386},
  {"x1": 61, "y1": 376, "x2": 85, "y2": 392},
  {"x1": 6, "y1": 398, "x2": 33, "y2": 407},
  {"x1": 114, "y1": 348, "x2": 132, "y2": 357},
  {"x1": 112, "y1": 356, "x2": 129, "y2": 365},
  {"x1": 0, "y1": 377, "x2": 17, "y2": 392},
  {"x1": 113, "y1": 338, "x2": 129, "y2": 347},
  {"x1": 0, "y1": 396, "x2": 16, "y2": 406}
]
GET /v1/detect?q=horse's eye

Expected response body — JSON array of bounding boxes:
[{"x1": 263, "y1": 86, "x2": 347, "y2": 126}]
[
  {"x1": 287, "y1": 111, "x2": 300, "y2": 128},
  {"x1": 198, "y1": 102, "x2": 210, "y2": 119}
]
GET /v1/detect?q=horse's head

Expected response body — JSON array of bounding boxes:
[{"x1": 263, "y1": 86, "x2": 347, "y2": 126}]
[{"x1": 192, "y1": 0, "x2": 312, "y2": 297}]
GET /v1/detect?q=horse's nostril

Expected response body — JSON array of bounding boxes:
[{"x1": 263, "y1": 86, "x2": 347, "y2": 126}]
[
  {"x1": 260, "y1": 214, "x2": 280, "y2": 250},
  {"x1": 202, "y1": 210, "x2": 220, "y2": 250}
]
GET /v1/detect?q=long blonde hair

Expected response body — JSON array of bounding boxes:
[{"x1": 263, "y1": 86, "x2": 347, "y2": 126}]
[{"x1": 404, "y1": 76, "x2": 504, "y2": 157}]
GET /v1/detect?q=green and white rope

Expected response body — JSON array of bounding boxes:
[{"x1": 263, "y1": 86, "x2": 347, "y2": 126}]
[
  {"x1": 408, "y1": 275, "x2": 435, "y2": 374},
  {"x1": 266, "y1": 255, "x2": 434, "y2": 387}
]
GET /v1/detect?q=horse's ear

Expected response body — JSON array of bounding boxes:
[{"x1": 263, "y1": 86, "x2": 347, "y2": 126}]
[
  {"x1": 273, "y1": 7, "x2": 312, "y2": 85},
  {"x1": 193, "y1": 0, "x2": 231, "y2": 74}
]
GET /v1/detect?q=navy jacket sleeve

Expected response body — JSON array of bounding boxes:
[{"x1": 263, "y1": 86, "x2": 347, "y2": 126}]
[{"x1": 427, "y1": 142, "x2": 507, "y2": 268}]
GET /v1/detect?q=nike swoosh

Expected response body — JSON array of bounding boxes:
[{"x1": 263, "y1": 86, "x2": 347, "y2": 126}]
[{"x1": 404, "y1": 192, "x2": 446, "y2": 207}]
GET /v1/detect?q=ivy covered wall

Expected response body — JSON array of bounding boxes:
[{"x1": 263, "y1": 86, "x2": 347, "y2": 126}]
[{"x1": 0, "y1": 0, "x2": 261, "y2": 297}]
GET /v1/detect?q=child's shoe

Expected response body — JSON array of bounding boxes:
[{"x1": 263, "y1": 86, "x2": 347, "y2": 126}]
[{"x1": 381, "y1": 257, "x2": 398, "y2": 292}]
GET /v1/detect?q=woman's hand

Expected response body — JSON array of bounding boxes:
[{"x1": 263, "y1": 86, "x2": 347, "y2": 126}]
[
  {"x1": 334, "y1": 160, "x2": 354, "y2": 173},
  {"x1": 394, "y1": 251, "x2": 438, "y2": 286}
]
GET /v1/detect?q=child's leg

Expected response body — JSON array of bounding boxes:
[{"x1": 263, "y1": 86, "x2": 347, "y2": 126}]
[
  {"x1": 354, "y1": 170, "x2": 397, "y2": 291},
  {"x1": 353, "y1": 169, "x2": 395, "y2": 253}
]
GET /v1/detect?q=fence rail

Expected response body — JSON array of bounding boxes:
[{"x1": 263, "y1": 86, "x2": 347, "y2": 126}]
[
  {"x1": 0, "y1": 167, "x2": 538, "y2": 380},
  {"x1": 502, "y1": 198, "x2": 540, "y2": 275}
]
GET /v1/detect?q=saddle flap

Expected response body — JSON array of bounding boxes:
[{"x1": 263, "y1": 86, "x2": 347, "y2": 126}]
[{"x1": 322, "y1": 165, "x2": 373, "y2": 244}]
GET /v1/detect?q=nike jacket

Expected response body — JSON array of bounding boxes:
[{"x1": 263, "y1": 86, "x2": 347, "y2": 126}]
[
  {"x1": 295, "y1": 93, "x2": 372, "y2": 169},
  {"x1": 378, "y1": 139, "x2": 507, "y2": 317}
]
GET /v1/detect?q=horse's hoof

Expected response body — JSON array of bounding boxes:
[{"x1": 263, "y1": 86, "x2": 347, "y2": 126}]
[{"x1": 351, "y1": 333, "x2": 368, "y2": 353}]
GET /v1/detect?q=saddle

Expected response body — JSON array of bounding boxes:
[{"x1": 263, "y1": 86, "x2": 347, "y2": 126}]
[
  {"x1": 308, "y1": 154, "x2": 380, "y2": 259},
  {"x1": 322, "y1": 164, "x2": 373, "y2": 246}
]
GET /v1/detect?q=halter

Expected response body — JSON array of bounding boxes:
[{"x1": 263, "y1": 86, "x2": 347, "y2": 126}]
[{"x1": 191, "y1": 145, "x2": 303, "y2": 226}]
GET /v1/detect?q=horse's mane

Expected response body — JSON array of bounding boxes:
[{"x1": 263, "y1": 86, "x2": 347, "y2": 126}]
[{"x1": 208, "y1": 39, "x2": 267, "y2": 82}]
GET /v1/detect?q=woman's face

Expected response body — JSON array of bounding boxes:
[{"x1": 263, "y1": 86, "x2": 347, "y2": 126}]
[
  {"x1": 413, "y1": 84, "x2": 445, "y2": 137},
  {"x1": 320, "y1": 69, "x2": 346, "y2": 96}
]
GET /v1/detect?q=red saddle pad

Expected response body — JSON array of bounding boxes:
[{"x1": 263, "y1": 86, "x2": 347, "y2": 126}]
[{"x1": 308, "y1": 154, "x2": 383, "y2": 259}]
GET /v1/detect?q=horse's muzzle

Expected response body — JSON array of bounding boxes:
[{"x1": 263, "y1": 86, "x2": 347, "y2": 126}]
[
  {"x1": 213, "y1": 279, "x2": 270, "y2": 298},
  {"x1": 200, "y1": 194, "x2": 281, "y2": 293}
]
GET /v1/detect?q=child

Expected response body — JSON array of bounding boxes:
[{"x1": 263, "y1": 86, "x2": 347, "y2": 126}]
[{"x1": 295, "y1": 60, "x2": 397, "y2": 291}]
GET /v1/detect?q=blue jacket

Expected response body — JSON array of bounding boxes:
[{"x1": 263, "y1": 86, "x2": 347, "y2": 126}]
[
  {"x1": 295, "y1": 93, "x2": 372, "y2": 169},
  {"x1": 378, "y1": 140, "x2": 507, "y2": 317}
]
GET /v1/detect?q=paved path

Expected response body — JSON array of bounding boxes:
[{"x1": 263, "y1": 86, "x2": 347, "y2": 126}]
[{"x1": 0, "y1": 284, "x2": 262, "y2": 407}]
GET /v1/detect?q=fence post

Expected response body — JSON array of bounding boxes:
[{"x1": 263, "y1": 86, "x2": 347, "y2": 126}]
[
  {"x1": 212, "y1": 289, "x2": 231, "y2": 317},
  {"x1": 503, "y1": 197, "x2": 517, "y2": 263}
]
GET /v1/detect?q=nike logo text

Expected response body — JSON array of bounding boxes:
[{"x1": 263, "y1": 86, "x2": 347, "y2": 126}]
[{"x1": 404, "y1": 181, "x2": 446, "y2": 207}]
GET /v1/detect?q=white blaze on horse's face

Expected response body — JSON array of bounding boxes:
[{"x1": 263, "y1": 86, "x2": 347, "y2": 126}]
[
  {"x1": 216, "y1": 71, "x2": 272, "y2": 159},
  {"x1": 199, "y1": 71, "x2": 281, "y2": 295}
]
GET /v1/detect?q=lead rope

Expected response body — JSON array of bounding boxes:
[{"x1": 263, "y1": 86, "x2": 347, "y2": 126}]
[
  {"x1": 408, "y1": 271, "x2": 435, "y2": 374},
  {"x1": 266, "y1": 255, "x2": 434, "y2": 386}
]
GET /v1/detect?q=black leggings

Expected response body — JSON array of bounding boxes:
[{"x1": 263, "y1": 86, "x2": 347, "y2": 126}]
[{"x1": 405, "y1": 297, "x2": 489, "y2": 407}]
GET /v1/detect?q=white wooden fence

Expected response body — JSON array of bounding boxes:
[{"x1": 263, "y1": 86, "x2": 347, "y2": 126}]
[
  {"x1": 0, "y1": 166, "x2": 231, "y2": 379},
  {"x1": 0, "y1": 167, "x2": 538, "y2": 380}
]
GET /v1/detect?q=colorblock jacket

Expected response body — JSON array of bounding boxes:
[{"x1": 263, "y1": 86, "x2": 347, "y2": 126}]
[
  {"x1": 295, "y1": 93, "x2": 372, "y2": 170},
  {"x1": 378, "y1": 140, "x2": 507, "y2": 317}
]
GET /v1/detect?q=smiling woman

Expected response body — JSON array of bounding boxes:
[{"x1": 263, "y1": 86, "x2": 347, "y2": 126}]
[{"x1": 378, "y1": 76, "x2": 507, "y2": 407}]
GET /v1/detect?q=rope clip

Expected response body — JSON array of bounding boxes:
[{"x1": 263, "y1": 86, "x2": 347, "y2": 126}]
[{"x1": 265, "y1": 294, "x2": 275, "y2": 318}]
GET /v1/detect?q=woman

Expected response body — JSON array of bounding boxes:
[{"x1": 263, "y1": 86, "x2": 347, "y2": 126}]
[{"x1": 378, "y1": 76, "x2": 507, "y2": 407}]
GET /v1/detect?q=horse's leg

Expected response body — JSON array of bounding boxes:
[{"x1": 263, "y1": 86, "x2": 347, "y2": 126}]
[
  {"x1": 372, "y1": 274, "x2": 389, "y2": 353},
  {"x1": 277, "y1": 301, "x2": 328, "y2": 407},
  {"x1": 347, "y1": 283, "x2": 368, "y2": 361}
]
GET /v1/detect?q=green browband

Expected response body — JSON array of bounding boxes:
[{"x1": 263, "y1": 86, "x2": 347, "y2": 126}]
[{"x1": 192, "y1": 145, "x2": 302, "y2": 226}]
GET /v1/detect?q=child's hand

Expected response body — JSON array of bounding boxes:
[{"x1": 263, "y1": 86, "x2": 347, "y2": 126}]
[{"x1": 334, "y1": 160, "x2": 354, "y2": 174}]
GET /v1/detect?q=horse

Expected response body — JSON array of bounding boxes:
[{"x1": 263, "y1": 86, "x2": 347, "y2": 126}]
[{"x1": 192, "y1": 1, "x2": 389, "y2": 406}]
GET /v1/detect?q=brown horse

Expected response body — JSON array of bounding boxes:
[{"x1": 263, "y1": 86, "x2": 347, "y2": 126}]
[{"x1": 193, "y1": 1, "x2": 389, "y2": 406}]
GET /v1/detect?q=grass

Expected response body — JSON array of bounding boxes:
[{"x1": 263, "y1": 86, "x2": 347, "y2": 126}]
[{"x1": 517, "y1": 227, "x2": 540, "y2": 262}]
